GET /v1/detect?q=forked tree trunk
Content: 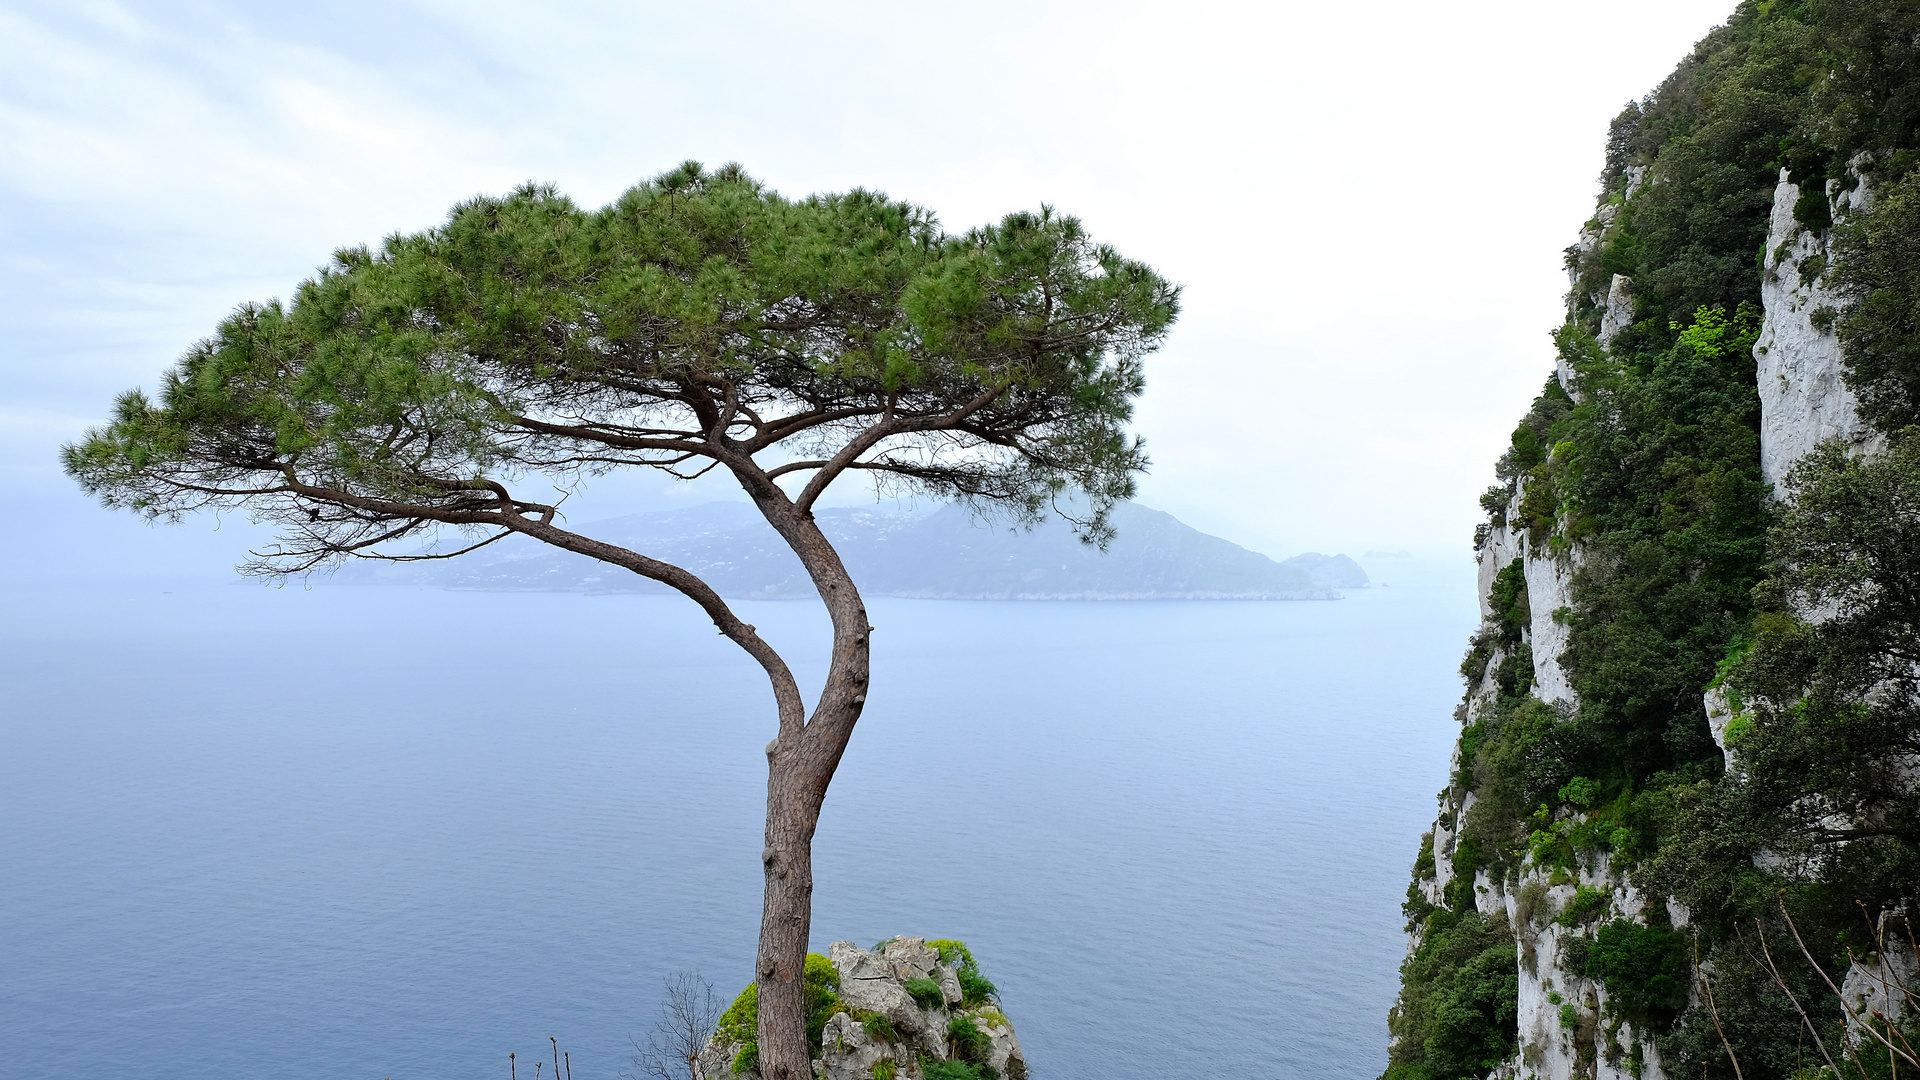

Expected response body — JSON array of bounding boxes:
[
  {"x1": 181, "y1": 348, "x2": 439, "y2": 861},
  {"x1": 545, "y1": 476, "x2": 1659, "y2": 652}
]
[
  {"x1": 749, "y1": 503, "x2": 871, "y2": 1080},
  {"x1": 508, "y1": 479, "x2": 869, "y2": 1080},
  {"x1": 512, "y1": 485, "x2": 867, "y2": 1079}
]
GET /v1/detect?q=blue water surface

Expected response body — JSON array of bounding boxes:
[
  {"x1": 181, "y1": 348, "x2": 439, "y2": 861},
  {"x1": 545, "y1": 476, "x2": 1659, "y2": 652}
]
[{"x1": 0, "y1": 577, "x2": 1471, "y2": 1079}]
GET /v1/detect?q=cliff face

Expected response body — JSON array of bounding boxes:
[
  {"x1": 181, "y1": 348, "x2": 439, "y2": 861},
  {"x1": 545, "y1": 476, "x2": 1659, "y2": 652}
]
[
  {"x1": 1385, "y1": 4, "x2": 1920, "y2": 1078},
  {"x1": 1441, "y1": 162, "x2": 1877, "y2": 1080},
  {"x1": 1755, "y1": 162, "x2": 1882, "y2": 489}
]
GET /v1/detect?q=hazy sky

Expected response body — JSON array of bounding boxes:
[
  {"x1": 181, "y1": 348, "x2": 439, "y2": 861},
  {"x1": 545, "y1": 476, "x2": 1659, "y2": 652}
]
[{"x1": 1, "y1": 0, "x2": 1738, "y2": 579}]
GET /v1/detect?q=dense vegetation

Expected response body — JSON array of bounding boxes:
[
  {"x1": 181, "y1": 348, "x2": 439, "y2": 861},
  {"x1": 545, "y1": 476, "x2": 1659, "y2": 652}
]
[
  {"x1": 714, "y1": 953, "x2": 844, "y2": 1075},
  {"x1": 1385, "y1": 905, "x2": 1520, "y2": 1078},
  {"x1": 1384, "y1": 2, "x2": 1920, "y2": 1077}
]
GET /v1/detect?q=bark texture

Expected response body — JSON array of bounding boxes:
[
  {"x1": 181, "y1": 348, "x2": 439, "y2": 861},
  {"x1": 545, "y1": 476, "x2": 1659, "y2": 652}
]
[{"x1": 746, "y1": 487, "x2": 870, "y2": 1080}]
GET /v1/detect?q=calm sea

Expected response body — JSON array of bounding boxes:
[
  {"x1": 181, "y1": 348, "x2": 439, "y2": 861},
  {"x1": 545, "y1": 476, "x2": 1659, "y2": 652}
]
[{"x1": 0, "y1": 573, "x2": 1472, "y2": 1079}]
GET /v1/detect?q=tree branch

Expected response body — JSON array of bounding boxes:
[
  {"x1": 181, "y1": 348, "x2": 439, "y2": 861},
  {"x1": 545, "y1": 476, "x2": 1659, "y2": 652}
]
[{"x1": 793, "y1": 382, "x2": 1009, "y2": 513}]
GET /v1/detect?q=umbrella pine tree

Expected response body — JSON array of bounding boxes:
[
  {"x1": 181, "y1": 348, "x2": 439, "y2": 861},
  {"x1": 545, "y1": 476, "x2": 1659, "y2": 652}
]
[{"x1": 64, "y1": 162, "x2": 1178, "y2": 1079}]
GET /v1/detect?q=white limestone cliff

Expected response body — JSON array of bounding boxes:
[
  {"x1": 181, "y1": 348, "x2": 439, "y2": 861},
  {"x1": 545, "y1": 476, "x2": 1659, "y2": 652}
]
[
  {"x1": 1412, "y1": 160, "x2": 1904, "y2": 1078},
  {"x1": 1490, "y1": 855, "x2": 1671, "y2": 1080},
  {"x1": 1840, "y1": 914, "x2": 1916, "y2": 1046},
  {"x1": 1754, "y1": 163, "x2": 1882, "y2": 491},
  {"x1": 1524, "y1": 549, "x2": 1579, "y2": 708},
  {"x1": 1596, "y1": 275, "x2": 1635, "y2": 350},
  {"x1": 1472, "y1": 484, "x2": 1579, "y2": 710}
]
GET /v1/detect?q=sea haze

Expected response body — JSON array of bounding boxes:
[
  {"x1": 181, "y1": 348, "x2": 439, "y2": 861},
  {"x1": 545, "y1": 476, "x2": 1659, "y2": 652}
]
[
  {"x1": 0, "y1": 574, "x2": 1471, "y2": 1079},
  {"x1": 353, "y1": 500, "x2": 1369, "y2": 600}
]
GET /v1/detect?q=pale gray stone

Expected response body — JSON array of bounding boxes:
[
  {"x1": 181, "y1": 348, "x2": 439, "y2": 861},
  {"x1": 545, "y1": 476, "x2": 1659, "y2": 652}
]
[
  {"x1": 1755, "y1": 167, "x2": 1883, "y2": 492},
  {"x1": 1472, "y1": 867, "x2": 1506, "y2": 919},
  {"x1": 1489, "y1": 862, "x2": 1670, "y2": 1080},
  {"x1": 1597, "y1": 273, "x2": 1635, "y2": 348},
  {"x1": 1471, "y1": 480, "x2": 1578, "y2": 708},
  {"x1": 936, "y1": 964, "x2": 963, "y2": 1008},
  {"x1": 1524, "y1": 546, "x2": 1579, "y2": 707},
  {"x1": 695, "y1": 1039, "x2": 749, "y2": 1080},
  {"x1": 1841, "y1": 920, "x2": 1915, "y2": 1048},
  {"x1": 1624, "y1": 164, "x2": 1650, "y2": 201},
  {"x1": 959, "y1": 1007, "x2": 1028, "y2": 1080},
  {"x1": 814, "y1": 1012, "x2": 912, "y2": 1080},
  {"x1": 880, "y1": 937, "x2": 940, "y2": 982},
  {"x1": 826, "y1": 941, "x2": 948, "y2": 1056},
  {"x1": 1703, "y1": 685, "x2": 1749, "y2": 778}
]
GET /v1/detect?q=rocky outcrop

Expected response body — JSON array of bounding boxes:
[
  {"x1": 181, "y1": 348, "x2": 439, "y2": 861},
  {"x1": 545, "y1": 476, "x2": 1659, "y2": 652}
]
[
  {"x1": 1417, "y1": 791, "x2": 1675, "y2": 1078},
  {"x1": 1493, "y1": 857, "x2": 1670, "y2": 1080},
  {"x1": 829, "y1": 939, "x2": 953, "y2": 1060},
  {"x1": 1702, "y1": 685, "x2": 1747, "y2": 778},
  {"x1": 1596, "y1": 274, "x2": 1635, "y2": 350},
  {"x1": 1565, "y1": 203, "x2": 1636, "y2": 365},
  {"x1": 698, "y1": 937, "x2": 1026, "y2": 1080},
  {"x1": 1755, "y1": 162, "x2": 1882, "y2": 492},
  {"x1": 1840, "y1": 916, "x2": 1915, "y2": 1045},
  {"x1": 1473, "y1": 485, "x2": 1579, "y2": 710},
  {"x1": 1522, "y1": 549, "x2": 1578, "y2": 707},
  {"x1": 696, "y1": 1034, "x2": 742, "y2": 1080}
]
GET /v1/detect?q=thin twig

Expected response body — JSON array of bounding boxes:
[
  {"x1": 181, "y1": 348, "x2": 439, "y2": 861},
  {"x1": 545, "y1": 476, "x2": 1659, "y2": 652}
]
[
  {"x1": 1782, "y1": 896, "x2": 1920, "y2": 1067},
  {"x1": 1874, "y1": 910, "x2": 1920, "y2": 1009},
  {"x1": 1877, "y1": 1007, "x2": 1920, "y2": 1068},
  {"x1": 1860, "y1": 902, "x2": 1920, "y2": 1011},
  {"x1": 1752, "y1": 919, "x2": 1840, "y2": 1075}
]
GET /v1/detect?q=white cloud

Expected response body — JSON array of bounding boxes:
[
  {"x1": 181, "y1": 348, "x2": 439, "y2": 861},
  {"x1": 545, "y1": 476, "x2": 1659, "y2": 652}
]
[{"x1": 0, "y1": 0, "x2": 1739, "y2": 565}]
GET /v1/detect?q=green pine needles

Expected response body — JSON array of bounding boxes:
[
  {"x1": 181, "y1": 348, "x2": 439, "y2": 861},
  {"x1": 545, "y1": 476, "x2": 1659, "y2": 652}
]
[{"x1": 63, "y1": 161, "x2": 1180, "y2": 571}]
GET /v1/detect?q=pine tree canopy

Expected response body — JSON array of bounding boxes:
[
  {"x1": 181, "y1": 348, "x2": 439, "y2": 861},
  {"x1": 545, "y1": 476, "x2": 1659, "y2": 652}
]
[{"x1": 63, "y1": 161, "x2": 1180, "y2": 574}]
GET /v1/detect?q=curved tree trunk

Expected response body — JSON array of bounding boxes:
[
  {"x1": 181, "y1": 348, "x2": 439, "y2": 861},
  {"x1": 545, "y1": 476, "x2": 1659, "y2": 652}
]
[
  {"x1": 514, "y1": 480, "x2": 866, "y2": 1080},
  {"x1": 750, "y1": 500, "x2": 871, "y2": 1080}
]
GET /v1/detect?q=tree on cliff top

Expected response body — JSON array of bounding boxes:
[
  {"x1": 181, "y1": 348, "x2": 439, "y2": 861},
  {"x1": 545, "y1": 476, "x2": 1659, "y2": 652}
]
[{"x1": 61, "y1": 162, "x2": 1179, "y2": 1080}]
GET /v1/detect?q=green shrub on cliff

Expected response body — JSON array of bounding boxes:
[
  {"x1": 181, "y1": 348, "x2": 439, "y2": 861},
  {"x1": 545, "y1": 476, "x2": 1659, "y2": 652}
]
[
  {"x1": 919, "y1": 1060, "x2": 995, "y2": 1080},
  {"x1": 927, "y1": 940, "x2": 999, "y2": 1006},
  {"x1": 1383, "y1": 909, "x2": 1519, "y2": 1080},
  {"x1": 715, "y1": 953, "x2": 843, "y2": 1073},
  {"x1": 1582, "y1": 919, "x2": 1689, "y2": 1022},
  {"x1": 1834, "y1": 170, "x2": 1920, "y2": 429},
  {"x1": 1488, "y1": 559, "x2": 1530, "y2": 646},
  {"x1": 1555, "y1": 300, "x2": 1768, "y2": 787},
  {"x1": 1651, "y1": 430, "x2": 1920, "y2": 936},
  {"x1": 903, "y1": 978, "x2": 944, "y2": 1010},
  {"x1": 946, "y1": 1016, "x2": 993, "y2": 1067}
]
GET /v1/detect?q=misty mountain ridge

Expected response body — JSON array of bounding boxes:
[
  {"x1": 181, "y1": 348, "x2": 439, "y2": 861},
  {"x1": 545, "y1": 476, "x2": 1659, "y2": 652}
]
[{"x1": 355, "y1": 500, "x2": 1367, "y2": 600}]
